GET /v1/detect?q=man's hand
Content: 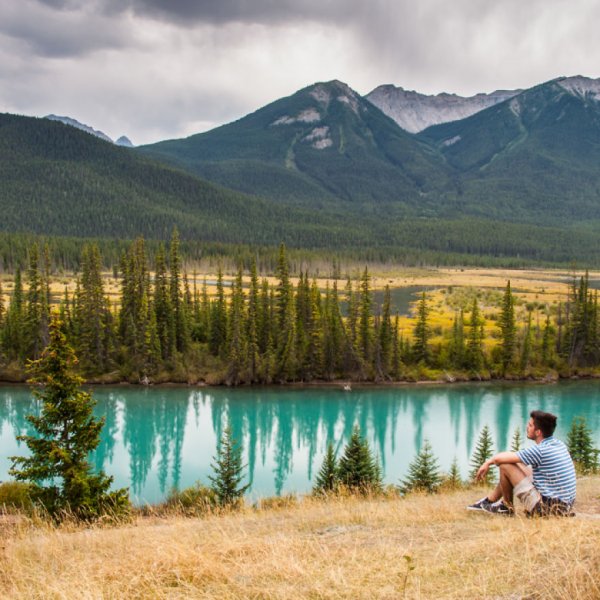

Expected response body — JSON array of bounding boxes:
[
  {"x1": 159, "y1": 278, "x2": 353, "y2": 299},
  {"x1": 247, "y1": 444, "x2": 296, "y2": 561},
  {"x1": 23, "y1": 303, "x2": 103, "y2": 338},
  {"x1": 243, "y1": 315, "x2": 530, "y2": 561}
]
[{"x1": 476, "y1": 459, "x2": 492, "y2": 481}]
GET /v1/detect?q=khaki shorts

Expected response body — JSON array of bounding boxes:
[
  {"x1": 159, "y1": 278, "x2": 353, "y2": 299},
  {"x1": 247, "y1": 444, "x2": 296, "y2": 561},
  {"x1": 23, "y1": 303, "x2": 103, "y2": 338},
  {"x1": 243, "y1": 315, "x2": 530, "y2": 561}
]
[
  {"x1": 514, "y1": 475, "x2": 541, "y2": 513},
  {"x1": 514, "y1": 476, "x2": 574, "y2": 516}
]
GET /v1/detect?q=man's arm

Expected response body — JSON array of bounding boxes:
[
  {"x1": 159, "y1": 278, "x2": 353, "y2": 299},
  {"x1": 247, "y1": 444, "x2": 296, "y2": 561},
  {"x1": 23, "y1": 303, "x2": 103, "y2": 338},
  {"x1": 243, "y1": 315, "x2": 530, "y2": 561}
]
[{"x1": 476, "y1": 451, "x2": 521, "y2": 481}]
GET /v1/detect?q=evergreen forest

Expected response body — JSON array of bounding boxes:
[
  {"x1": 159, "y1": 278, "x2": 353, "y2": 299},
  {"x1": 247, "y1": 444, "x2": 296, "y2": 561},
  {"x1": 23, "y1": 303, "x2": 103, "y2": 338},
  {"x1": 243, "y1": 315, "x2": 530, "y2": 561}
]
[{"x1": 1, "y1": 233, "x2": 600, "y2": 385}]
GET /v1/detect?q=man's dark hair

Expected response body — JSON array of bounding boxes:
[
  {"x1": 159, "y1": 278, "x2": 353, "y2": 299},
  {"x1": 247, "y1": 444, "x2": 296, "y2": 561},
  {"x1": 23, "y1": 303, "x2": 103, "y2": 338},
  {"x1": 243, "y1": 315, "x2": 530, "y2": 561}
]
[{"x1": 530, "y1": 410, "x2": 557, "y2": 438}]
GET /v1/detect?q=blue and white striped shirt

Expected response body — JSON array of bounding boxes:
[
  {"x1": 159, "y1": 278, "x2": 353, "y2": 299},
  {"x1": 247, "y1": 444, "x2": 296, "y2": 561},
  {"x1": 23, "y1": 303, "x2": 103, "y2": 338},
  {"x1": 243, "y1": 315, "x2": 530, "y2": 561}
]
[{"x1": 517, "y1": 437, "x2": 576, "y2": 504}]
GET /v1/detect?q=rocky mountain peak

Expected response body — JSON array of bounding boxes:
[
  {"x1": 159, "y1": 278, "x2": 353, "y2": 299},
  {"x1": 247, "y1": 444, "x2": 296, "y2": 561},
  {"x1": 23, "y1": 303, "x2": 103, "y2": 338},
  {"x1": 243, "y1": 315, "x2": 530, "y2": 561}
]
[{"x1": 366, "y1": 85, "x2": 520, "y2": 133}]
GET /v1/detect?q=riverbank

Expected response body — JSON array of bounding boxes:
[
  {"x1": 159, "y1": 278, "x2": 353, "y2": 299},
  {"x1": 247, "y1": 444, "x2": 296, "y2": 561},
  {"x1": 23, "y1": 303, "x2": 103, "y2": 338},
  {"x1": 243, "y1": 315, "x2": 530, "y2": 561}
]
[
  {"x1": 1, "y1": 477, "x2": 599, "y2": 599},
  {"x1": 2, "y1": 365, "x2": 600, "y2": 388}
]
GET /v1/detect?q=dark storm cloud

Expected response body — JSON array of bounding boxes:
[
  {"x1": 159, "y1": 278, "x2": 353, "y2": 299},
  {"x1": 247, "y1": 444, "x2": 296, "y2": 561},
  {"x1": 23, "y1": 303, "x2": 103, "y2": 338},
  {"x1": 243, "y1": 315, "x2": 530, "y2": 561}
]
[
  {"x1": 108, "y1": 0, "x2": 351, "y2": 26},
  {"x1": 0, "y1": 1, "x2": 131, "y2": 58}
]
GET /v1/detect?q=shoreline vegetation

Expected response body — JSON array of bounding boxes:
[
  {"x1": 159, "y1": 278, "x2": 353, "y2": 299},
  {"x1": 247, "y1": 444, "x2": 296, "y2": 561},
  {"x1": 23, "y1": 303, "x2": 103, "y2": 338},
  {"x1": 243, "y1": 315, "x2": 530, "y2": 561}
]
[
  {"x1": 1, "y1": 477, "x2": 599, "y2": 598},
  {"x1": 2, "y1": 233, "x2": 600, "y2": 389}
]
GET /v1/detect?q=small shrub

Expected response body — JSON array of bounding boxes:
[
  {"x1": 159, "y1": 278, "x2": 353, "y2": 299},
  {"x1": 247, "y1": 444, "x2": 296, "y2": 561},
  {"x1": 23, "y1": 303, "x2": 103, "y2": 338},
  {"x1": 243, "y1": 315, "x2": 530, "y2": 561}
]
[
  {"x1": 258, "y1": 494, "x2": 298, "y2": 510},
  {"x1": 0, "y1": 481, "x2": 34, "y2": 513},
  {"x1": 164, "y1": 483, "x2": 217, "y2": 515}
]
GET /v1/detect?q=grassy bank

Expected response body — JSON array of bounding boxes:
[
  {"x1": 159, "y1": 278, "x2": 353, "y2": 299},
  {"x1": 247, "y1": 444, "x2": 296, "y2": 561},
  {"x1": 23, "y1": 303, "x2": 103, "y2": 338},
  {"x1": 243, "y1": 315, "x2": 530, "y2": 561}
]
[{"x1": 1, "y1": 478, "x2": 599, "y2": 599}]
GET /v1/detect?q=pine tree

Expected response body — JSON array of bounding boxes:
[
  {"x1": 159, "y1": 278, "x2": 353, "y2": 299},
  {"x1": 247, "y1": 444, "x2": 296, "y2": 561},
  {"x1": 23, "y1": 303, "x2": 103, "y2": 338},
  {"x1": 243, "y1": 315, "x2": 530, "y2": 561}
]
[
  {"x1": 469, "y1": 425, "x2": 495, "y2": 484},
  {"x1": 379, "y1": 285, "x2": 393, "y2": 378},
  {"x1": 76, "y1": 244, "x2": 110, "y2": 374},
  {"x1": 209, "y1": 266, "x2": 227, "y2": 357},
  {"x1": 246, "y1": 259, "x2": 260, "y2": 382},
  {"x1": 442, "y1": 458, "x2": 463, "y2": 490},
  {"x1": 412, "y1": 292, "x2": 430, "y2": 364},
  {"x1": 391, "y1": 314, "x2": 402, "y2": 379},
  {"x1": 275, "y1": 245, "x2": 297, "y2": 381},
  {"x1": 567, "y1": 416, "x2": 599, "y2": 474},
  {"x1": 465, "y1": 297, "x2": 484, "y2": 372},
  {"x1": 169, "y1": 228, "x2": 189, "y2": 354},
  {"x1": 209, "y1": 425, "x2": 250, "y2": 507},
  {"x1": 23, "y1": 244, "x2": 46, "y2": 360},
  {"x1": 520, "y1": 309, "x2": 533, "y2": 371},
  {"x1": 541, "y1": 312, "x2": 553, "y2": 365},
  {"x1": 510, "y1": 427, "x2": 523, "y2": 451},
  {"x1": 499, "y1": 281, "x2": 516, "y2": 374},
  {"x1": 358, "y1": 267, "x2": 373, "y2": 366},
  {"x1": 9, "y1": 315, "x2": 129, "y2": 520},
  {"x1": 2, "y1": 267, "x2": 24, "y2": 361},
  {"x1": 226, "y1": 266, "x2": 247, "y2": 384},
  {"x1": 449, "y1": 309, "x2": 465, "y2": 369},
  {"x1": 153, "y1": 243, "x2": 173, "y2": 359},
  {"x1": 337, "y1": 425, "x2": 382, "y2": 493},
  {"x1": 400, "y1": 440, "x2": 441, "y2": 494},
  {"x1": 313, "y1": 442, "x2": 338, "y2": 494}
]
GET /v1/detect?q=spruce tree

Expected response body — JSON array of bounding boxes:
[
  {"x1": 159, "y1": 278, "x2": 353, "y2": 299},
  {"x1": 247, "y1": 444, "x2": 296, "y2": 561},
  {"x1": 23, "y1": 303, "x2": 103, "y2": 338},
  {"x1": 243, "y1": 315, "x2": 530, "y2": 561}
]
[
  {"x1": 465, "y1": 297, "x2": 484, "y2": 372},
  {"x1": 510, "y1": 427, "x2": 523, "y2": 452},
  {"x1": 541, "y1": 312, "x2": 553, "y2": 365},
  {"x1": 313, "y1": 442, "x2": 338, "y2": 494},
  {"x1": 469, "y1": 425, "x2": 495, "y2": 484},
  {"x1": 2, "y1": 267, "x2": 24, "y2": 361},
  {"x1": 379, "y1": 285, "x2": 393, "y2": 378},
  {"x1": 520, "y1": 310, "x2": 533, "y2": 371},
  {"x1": 169, "y1": 228, "x2": 189, "y2": 354},
  {"x1": 499, "y1": 281, "x2": 516, "y2": 374},
  {"x1": 153, "y1": 243, "x2": 172, "y2": 359},
  {"x1": 449, "y1": 309, "x2": 465, "y2": 369},
  {"x1": 400, "y1": 440, "x2": 441, "y2": 494},
  {"x1": 358, "y1": 267, "x2": 373, "y2": 366},
  {"x1": 442, "y1": 458, "x2": 463, "y2": 490},
  {"x1": 24, "y1": 244, "x2": 46, "y2": 360},
  {"x1": 246, "y1": 259, "x2": 260, "y2": 382},
  {"x1": 337, "y1": 425, "x2": 382, "y2": 493},
  {"x1": 567, "y1": 416, "x2": 599, "y2": 474},
  {"x1": 412, "y1": 292, "x2": 430, "y2": 364},
  {"x1": 209, "y1": 426, "x2": 250, "y2": 507},
  {"x1": 226, "y1": 266, "x2": 247, "y2": 384},
  {"x1": 209, "y1": 266, "x2": 227, "y2": 357},
  {"x1": 9, "y1": 315, "x2": 129, "y2": 520}
]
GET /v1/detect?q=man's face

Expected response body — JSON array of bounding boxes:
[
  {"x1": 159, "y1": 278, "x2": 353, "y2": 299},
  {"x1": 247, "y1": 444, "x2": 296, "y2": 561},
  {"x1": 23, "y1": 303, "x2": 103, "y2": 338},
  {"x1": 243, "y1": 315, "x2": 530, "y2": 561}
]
[{"x1": 526, "y1": 418, "x2": 538, "y2": 440}]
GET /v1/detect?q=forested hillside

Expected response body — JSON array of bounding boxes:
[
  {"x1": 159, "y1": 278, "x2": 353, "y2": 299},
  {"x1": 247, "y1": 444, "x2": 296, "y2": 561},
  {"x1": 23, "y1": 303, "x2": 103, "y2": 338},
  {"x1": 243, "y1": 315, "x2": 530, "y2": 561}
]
[
  {"x1": 418, "y1": 77, "x2": 600, "y2": 227},
  {"x1": 140, "y1": 80, "x2": 452, "y2": 208},
  {"x1": 4, "y1": 75, "x2": 600, "y2": 267},
  {"x1": 0, "y1": 113, "x2": 358, "y2": 246}
]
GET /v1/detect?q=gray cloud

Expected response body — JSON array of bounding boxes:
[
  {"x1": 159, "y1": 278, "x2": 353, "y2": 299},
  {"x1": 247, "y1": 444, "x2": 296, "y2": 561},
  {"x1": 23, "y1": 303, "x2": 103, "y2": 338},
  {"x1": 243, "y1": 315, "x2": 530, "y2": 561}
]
[
  {"x1": 104, "y1": 0, "x2": 351, "y2": 26},
  {"x1": 1, "y1": 0, "x2": 600, "y2": 145},
  {"x1": 0, "y1": 1, "x2": 131, "y2": 58}
]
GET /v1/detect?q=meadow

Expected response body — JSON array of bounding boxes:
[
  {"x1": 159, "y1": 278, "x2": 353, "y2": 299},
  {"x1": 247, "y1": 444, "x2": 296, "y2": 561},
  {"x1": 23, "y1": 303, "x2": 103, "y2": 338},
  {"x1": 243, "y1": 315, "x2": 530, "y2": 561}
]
[{"x1": 1, "y1": 477, "x2": 599, "y2": 599}]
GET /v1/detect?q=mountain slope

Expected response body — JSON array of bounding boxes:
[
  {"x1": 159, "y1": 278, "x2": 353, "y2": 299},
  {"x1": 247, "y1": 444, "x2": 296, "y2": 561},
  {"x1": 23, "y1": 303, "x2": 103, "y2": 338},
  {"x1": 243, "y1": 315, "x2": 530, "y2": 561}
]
[
  {"x1": 139, "y1": 81, "x2": 452, "y2": 208},
  {"x1": 366, "y1": 85, "x2": 519, "y2": 133},
  {"x1": 0, "y1": 113, "x2": 365, "y2": 246},
  {"x1": 418, "y1": 76, "x2": 600, "y2": 225}
]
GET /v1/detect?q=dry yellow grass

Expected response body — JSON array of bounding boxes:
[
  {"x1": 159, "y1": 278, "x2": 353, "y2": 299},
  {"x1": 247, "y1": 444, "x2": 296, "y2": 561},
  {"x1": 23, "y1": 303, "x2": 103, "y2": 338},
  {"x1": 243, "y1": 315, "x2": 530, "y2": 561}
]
[{"x1": 1, "y1": 478, "x2": 599, "y2": 599}]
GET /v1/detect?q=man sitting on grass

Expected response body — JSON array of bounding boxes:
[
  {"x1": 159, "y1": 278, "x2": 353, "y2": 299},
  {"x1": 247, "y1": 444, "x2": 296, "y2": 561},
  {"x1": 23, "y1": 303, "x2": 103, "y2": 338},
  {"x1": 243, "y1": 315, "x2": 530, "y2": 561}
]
[{"x1": 467, "y1": 410, "x2": 576, "y2": 516}]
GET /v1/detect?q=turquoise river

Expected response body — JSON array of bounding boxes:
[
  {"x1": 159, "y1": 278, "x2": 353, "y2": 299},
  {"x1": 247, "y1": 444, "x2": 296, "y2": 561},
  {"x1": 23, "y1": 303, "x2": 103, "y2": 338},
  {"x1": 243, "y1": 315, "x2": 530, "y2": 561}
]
[{"x1": 1, "y1": 381, "x2": 599, "y2": 504}]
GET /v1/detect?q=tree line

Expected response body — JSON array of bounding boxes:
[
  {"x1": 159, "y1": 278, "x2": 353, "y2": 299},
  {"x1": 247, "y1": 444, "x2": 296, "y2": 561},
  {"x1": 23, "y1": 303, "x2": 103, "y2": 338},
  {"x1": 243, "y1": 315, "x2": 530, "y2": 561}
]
[{"x1": 1, "y1": 235, "x2": 600, "y2": 383}]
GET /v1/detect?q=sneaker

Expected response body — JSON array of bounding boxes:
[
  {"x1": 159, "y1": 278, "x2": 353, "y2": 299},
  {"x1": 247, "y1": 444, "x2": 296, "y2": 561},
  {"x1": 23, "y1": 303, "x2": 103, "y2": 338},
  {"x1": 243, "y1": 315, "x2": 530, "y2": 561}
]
[
  {"x1": 489, "y1": 500, "x2": 514, "y2": 516},
  {"x1": 466, "y1": 497, "x2": 492, "y2": 511}
]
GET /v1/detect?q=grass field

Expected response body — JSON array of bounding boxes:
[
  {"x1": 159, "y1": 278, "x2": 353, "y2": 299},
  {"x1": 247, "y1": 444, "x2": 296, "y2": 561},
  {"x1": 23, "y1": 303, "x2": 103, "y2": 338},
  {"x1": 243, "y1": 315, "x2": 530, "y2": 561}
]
[{"x1": 1, "y1": 477, "x2": 599, "y2": 599}]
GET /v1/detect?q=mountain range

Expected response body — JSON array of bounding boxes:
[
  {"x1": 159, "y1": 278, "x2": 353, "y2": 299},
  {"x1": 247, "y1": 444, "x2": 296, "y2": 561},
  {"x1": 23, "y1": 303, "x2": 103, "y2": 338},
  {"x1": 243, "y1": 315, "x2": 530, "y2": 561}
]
[
  {"x1": 365, "y1": 85, "x2": 520, "y2": 133},
  {"x1": 45, "y1": 115, "x2": 134, "y2": 147},
  {"x1": 2, "y1": 74, "x2": 600, "y2": 265}
]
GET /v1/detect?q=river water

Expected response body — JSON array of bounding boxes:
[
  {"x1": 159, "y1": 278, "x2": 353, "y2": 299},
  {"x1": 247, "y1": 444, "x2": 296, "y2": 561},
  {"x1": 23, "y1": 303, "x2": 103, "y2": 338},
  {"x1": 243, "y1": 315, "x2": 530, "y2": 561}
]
[{"x1": 1, "y1": 381, "x2": 599, "y2": 504}]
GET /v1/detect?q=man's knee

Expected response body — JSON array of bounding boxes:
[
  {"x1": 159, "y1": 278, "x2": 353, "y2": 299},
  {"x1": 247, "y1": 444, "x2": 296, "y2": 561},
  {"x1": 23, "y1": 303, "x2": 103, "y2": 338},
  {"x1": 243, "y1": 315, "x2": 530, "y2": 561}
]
[{"x1": 499, "y1": 463, "x2": 528, "y2": 485}]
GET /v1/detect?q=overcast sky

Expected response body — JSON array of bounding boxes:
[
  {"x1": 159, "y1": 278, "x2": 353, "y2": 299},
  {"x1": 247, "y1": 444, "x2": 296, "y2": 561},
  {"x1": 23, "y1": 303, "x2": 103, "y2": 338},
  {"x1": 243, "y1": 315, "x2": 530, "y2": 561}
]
[{"x1": 1, "y1": 0, "x2": 599, "y2": 145}]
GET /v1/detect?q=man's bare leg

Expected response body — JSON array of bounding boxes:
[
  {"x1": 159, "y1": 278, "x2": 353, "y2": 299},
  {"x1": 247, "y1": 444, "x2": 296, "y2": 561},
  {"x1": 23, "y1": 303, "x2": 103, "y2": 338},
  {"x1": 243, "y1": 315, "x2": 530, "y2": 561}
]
[
  {"x1": 483, "y1": 463, "x2": 531, "y2": 505},
  {"x1": 499, "y1": 463, "x2": 530, "y2": 507}
]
